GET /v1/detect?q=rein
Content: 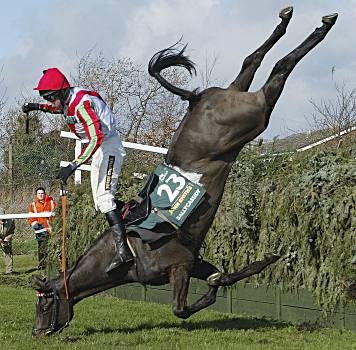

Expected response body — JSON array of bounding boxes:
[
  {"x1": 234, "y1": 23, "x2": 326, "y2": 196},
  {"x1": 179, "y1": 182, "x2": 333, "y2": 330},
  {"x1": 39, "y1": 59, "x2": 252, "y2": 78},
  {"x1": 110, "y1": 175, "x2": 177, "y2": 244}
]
[{"x1": 60, "y1": 183, "x2": 69, "y2": 300}]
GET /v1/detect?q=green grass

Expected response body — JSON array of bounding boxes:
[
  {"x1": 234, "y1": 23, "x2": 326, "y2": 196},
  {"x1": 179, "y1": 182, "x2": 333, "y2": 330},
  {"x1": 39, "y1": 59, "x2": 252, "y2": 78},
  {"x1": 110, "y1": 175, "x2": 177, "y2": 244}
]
[
  {"x1": 1, "y1": 256, "x2": 356, "y2": 349},
  {"x1": 0, "y1": 254, "x2": 41, "y2": 287},
  {"x1": 1, "y1": 286, "x2": 356, "y2": 350}
]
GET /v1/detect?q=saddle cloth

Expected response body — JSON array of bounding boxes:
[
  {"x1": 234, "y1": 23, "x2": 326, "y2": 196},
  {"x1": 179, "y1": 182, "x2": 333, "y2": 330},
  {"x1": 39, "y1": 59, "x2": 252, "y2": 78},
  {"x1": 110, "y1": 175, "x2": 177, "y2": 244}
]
[{"x1": 124, "y1": 164, "x2": 206, "y2": 243}]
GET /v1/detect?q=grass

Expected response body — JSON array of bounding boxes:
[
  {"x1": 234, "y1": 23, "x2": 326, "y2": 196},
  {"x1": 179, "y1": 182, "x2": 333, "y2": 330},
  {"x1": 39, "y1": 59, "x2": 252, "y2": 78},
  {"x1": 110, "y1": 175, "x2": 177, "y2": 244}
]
[
  {"x1": 0, "y1": 254, "x2": 41, "y2": 287},
  {"x1": 1, "y1": 255, "x2": 356, "y2": 349},
  {"x1": 1, "y1": 286, "x2": 356, "y2": 350}
]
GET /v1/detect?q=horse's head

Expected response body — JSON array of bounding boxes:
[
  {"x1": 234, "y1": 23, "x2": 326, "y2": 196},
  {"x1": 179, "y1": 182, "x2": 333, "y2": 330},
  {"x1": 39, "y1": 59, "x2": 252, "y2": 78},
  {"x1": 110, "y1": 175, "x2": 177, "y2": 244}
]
[{"x1": 32, "y1": 275, "x2": 73, "y2": 337}]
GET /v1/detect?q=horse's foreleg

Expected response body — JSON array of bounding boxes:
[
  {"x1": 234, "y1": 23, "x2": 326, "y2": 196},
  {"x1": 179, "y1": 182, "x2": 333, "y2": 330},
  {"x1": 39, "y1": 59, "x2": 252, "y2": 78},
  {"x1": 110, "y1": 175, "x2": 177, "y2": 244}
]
[
  {"x1": 232, "y1": 6, "x2": 293, "y2": 91},
  {"x1": 181, "y1": 284, "x2": 219, "y2": 318},
  {"x1": 169, "y1": 264, "x2": 191, "y2": 319},
  {"x1": 180, "y1": 259, "x2": 220, "y2": 317},
  {"x1": 207, "y1": 254, "x2": 280, "y2": 287},
  {"x1": 170, "y1": 260, "x2": 221, "y2": 319},
  {"x1": 262, "y1": 13, "x2": 338, "y2": 122}
]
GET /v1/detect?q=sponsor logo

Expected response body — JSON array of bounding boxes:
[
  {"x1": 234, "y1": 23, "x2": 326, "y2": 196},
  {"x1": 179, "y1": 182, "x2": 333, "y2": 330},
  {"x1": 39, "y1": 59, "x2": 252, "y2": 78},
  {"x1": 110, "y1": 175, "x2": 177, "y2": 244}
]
[
  {"x1": 159, "y1": 170, "x2": 168, "y2": 182},
  {"x1": 175, "y1": 188, "x2": 201, "y2": 221},
  {"x1": 169, "y1": 184, "x2": 193, "y2": 214},
  {"x1": 105, "y1": 156, "x2": 115, "y2": 190}
]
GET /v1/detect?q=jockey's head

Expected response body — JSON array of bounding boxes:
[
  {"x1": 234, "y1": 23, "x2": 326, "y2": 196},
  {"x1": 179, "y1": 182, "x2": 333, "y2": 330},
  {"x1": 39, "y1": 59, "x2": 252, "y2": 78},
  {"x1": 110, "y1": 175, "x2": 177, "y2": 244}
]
[{"x1": 34, "y1": 68, "x2": 71, "y2": 108}]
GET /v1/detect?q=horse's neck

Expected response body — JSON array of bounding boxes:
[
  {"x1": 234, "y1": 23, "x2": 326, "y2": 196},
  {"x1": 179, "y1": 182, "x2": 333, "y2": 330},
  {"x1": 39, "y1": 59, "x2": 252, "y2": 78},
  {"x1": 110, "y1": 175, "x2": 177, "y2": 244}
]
[{"x1": 55, "y1": 230, "x2": 130, "y2": 303}]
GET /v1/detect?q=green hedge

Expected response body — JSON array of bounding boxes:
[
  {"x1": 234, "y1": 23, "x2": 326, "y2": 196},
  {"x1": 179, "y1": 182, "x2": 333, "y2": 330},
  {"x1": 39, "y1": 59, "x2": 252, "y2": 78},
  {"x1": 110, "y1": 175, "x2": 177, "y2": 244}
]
[
  {"x1": 205, "y1": 144, "x2": 355, "y2": 313},
  {"x1": 49, "y1": 145, "x2": 355, "y2": 314}
]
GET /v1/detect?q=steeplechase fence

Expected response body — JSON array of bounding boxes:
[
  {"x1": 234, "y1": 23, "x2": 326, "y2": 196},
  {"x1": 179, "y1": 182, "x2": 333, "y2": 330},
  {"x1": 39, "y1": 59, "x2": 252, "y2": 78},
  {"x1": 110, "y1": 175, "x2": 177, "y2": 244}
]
[{"x1": 107, "y1": 281, "x2": 356, "y2": 331}]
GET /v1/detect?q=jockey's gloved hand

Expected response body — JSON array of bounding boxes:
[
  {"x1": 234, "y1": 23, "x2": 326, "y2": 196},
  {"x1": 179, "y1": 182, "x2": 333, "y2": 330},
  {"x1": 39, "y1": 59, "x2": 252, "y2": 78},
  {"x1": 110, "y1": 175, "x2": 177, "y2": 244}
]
[
  {"x1": 56, "y1": 162, "x2": 79, "y2": 184},
  {"x1": 22, "y1": 103, "x2": 40, "y2": 113}
]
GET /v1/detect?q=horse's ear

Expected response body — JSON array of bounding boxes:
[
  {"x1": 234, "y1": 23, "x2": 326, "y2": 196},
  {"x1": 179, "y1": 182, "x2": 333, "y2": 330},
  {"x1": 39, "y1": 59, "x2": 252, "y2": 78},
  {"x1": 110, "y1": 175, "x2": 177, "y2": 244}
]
[{"x1": 31, "y1": 275, "x2": 49, "y2": 291}]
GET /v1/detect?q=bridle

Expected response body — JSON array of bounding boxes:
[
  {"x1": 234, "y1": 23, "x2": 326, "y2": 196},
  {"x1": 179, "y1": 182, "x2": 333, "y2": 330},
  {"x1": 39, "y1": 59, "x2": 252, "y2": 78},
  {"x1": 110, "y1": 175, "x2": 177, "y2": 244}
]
[{"x1": 32, "y1": 288, "x2": 72, "y2": 335}]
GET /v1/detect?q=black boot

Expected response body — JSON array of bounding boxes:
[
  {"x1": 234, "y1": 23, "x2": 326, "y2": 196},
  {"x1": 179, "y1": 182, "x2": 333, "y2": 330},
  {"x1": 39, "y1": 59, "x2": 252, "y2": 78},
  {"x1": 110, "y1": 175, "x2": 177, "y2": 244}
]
[{"x1": 105, "y1": 209, "x2": 134, "y2": 273}]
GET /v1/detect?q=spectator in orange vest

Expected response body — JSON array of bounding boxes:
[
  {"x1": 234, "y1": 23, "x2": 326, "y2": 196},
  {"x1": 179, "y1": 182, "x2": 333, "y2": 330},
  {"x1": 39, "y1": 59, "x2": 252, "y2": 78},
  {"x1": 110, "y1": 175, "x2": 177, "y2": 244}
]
[{"x1": 27, "y1": 187, "x2": 57, "y2": 270}]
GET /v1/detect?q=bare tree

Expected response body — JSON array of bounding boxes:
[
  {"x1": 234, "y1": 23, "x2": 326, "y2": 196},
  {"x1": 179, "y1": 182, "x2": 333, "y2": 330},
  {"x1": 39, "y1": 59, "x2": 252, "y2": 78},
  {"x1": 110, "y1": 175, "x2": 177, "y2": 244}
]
[
  {"x1": 0, "y1": 65, "x2": 8, "y2": 144},
  {"x1": 198, "y1": 52, "x2": 220, "y2": 89},
  {"x1": 309, "y1": 83, "x2": 356, "y2": 136},
  {"x1": 71, "y1": 50, "x2": 191, "y2": 146}
]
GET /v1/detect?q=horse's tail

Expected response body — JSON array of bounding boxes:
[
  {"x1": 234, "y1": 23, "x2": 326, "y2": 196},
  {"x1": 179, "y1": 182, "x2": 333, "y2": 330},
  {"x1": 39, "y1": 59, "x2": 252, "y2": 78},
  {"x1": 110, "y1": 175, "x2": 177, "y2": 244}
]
[{"x1": 148, "y1": 42, "x2": 198, "y2": 102}]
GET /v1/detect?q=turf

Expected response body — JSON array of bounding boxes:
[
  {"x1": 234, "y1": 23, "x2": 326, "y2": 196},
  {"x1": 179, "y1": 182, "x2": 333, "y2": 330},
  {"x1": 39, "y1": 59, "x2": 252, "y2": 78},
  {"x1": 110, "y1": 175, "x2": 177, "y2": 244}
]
[{"x1": 1, "y1": 256, "x2": 356, "y2": 349}]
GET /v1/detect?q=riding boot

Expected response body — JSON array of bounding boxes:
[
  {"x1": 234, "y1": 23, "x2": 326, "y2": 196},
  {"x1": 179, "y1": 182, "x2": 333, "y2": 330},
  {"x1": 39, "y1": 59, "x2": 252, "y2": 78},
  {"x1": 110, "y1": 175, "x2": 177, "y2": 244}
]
[{"x1": 105, "y1": 209, "x2": 134, "y2": 273}]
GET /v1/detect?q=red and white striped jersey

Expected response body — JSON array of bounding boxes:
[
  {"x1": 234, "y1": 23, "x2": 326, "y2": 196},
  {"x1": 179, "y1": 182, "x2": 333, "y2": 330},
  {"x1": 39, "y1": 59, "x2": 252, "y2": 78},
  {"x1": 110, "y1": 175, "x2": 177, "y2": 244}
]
[{"x1": 39, "y1": 88, "x2": 124, "y2": 165}]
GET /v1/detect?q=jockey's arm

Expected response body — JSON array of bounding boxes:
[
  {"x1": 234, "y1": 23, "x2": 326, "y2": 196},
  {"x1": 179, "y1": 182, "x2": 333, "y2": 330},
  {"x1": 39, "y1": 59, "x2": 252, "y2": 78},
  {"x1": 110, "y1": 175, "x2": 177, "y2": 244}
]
[
  {"x1": 74, "y1": 100, "x2": 104, "y2": 166},
  {"x1": 22, "y1": 102, "x2": 63, "y2": 114},
  {"x1": 38, "y1": 103, "x2": 63, "y2": 114}
]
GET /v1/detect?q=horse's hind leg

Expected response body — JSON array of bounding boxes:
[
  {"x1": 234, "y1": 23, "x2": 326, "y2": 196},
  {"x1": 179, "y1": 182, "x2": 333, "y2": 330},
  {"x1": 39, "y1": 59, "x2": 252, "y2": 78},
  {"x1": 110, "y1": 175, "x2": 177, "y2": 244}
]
[
  {"x1": 207, "y1": 254, "x2": 280, "y2": 287},
  {"x1": 232, "y1": 6, "x2": 293, "y2": 92},
  {"x1": 262, "y1": 13, "x2": 338, "y2": 124}
]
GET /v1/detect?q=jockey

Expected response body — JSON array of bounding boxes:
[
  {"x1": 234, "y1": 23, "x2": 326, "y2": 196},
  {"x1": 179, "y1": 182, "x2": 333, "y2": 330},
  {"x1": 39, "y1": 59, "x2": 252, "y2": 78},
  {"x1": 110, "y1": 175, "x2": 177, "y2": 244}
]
[{"x1": 22, "y1": 68, "x2": 134, "y2": 272}]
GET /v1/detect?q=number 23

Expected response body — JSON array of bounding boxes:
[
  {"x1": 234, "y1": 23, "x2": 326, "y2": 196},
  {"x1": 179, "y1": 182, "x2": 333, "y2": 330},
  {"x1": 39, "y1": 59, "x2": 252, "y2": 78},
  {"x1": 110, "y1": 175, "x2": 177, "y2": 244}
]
[{"x1": 157, "y1": 174, "x2": 185, "y2": 202}]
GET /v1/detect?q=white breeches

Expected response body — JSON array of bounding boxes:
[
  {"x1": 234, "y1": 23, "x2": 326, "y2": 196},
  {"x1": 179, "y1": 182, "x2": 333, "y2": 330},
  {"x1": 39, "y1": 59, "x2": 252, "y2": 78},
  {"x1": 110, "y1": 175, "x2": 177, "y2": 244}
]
[{"x1": 90, "y1": 136, "x2": 126, "y2": 213}]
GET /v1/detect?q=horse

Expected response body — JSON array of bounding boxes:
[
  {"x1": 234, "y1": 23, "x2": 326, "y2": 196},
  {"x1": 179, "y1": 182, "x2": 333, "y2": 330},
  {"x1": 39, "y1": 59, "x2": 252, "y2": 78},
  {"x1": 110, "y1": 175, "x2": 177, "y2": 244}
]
[{"x1": 32, "y1": 7, "x2": 337, "y2": 336}]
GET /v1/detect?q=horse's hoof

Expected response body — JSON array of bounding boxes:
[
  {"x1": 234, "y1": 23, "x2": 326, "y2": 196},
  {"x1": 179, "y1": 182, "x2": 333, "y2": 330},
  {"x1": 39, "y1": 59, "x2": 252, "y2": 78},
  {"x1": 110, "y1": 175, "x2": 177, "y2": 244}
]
[
  {"x1": 264, "y1": 253, "x2": 281, "y2": 264},
  {"x1": 279, "y1": 6, "x2": 293, "y2": 20},
  {"x1": 322, "y1": 13, "x2": 338, "y2": 26},
  {"x1": 174, "y1": 309, "x2": 190, "y2": 319},
  {"x1": 207, "y1": 272, "x2": 224, "y2": 286}
]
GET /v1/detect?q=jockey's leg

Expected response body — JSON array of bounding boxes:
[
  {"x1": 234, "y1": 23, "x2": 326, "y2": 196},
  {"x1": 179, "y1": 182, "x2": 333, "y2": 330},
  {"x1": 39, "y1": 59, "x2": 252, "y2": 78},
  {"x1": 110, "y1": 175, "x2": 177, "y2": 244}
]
[
  {"x1": 91, "y1": 139, "x2": 134, "y2": 273},
  {"x1": 105, "y1": 209, "x2": 134, "y2": 273}
]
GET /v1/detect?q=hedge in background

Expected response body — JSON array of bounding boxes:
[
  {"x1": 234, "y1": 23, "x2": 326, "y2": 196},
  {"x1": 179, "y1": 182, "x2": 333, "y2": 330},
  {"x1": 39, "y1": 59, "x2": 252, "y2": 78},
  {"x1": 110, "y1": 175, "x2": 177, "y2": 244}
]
[
  {"x1": 204, "y1": 144, "x2": 356, "y2": 314},
  {"x1": 48, "y1": 144, "x2": 355, "y2": 314}
]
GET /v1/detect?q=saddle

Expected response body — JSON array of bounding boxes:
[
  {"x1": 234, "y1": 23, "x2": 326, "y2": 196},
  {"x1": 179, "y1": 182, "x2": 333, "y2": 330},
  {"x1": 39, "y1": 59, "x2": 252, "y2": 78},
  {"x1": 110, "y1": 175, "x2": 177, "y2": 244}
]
[{"x1": 122, "y1": 173, "x2": 159, "y2": 226}]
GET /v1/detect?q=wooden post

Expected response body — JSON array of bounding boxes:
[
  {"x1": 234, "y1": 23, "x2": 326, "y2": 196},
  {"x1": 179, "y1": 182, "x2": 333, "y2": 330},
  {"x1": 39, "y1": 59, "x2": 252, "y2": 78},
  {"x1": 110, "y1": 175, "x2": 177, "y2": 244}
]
[
  {"x1": 275, "y1": 284, "x2": 282, "y2": 321},
  {"x1": 141, "y1": 285, "x2": 147, "y2": 301},
  {"x1": 227, "y1": 287, "x2": 233, "y2": 313},
  {"x1": 8, "y1": 139, "x2": 13, "y2": 198}
]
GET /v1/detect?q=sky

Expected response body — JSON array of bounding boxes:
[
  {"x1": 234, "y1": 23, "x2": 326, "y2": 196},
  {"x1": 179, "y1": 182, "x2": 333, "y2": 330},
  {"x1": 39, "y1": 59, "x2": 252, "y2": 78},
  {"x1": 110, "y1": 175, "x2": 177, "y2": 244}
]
[{"x1": 0, "y1": 0, "x2": 354, "y2": 140}]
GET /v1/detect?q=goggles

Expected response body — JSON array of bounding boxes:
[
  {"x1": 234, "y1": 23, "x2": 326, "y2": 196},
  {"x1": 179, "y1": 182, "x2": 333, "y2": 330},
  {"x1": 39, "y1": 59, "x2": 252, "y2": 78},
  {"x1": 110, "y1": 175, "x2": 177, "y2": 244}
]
[{"x1": 40, "y1": 90, "x2": 60, "y2": 103}]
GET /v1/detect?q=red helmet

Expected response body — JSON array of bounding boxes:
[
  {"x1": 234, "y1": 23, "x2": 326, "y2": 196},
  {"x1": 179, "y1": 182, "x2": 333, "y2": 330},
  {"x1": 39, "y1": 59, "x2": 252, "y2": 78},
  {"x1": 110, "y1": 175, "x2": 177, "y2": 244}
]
[{"x1": 34, "y1": 68, "x2": 71, "y2": 91}]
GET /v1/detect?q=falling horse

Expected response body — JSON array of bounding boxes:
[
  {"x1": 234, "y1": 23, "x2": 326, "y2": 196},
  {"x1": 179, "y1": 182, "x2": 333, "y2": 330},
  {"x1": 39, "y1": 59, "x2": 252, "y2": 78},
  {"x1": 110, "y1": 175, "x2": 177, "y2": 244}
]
[{"x1": 32, "y1": 7, "x2": 337, "y2": 336}]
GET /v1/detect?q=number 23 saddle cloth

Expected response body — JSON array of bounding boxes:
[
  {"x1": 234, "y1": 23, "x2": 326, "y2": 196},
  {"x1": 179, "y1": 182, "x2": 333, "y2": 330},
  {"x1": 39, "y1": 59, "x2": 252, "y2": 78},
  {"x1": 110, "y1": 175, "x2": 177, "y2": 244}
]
[{"x1": 127, "y1": 164, "x2": 206, "y2": 236}]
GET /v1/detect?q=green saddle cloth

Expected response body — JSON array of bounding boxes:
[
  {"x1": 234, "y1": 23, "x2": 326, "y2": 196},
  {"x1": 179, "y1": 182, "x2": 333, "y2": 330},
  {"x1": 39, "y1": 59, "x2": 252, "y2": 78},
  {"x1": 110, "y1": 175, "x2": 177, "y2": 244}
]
[{"x1": 130, "y1": 164, "x2": 206, "y2": 230}]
